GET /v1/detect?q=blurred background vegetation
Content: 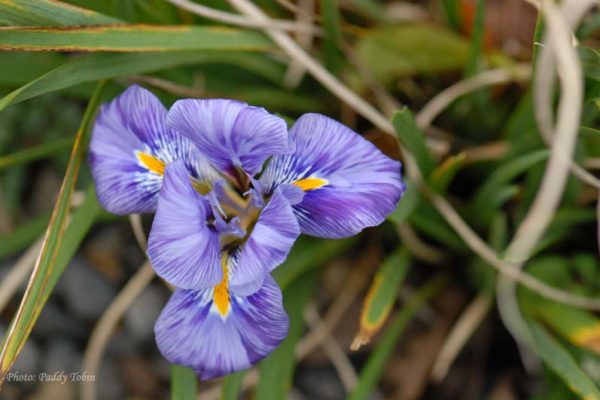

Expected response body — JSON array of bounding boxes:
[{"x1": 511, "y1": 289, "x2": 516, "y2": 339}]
[{"x1": 0, "y1": 0, "x2": 598, "y2": 399}]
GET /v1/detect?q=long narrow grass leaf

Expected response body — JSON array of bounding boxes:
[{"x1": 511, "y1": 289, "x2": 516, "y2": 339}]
[
  {"x1": 221, "y1": 371, "x2": 246, "y2": 400},
  {"x1": 430, "y1": 152, "x2": 466, "y2": 193},
  {"x1": 321, "y1": 0, "x2": 344, "y2": 72},
  {"x1": 411, "y1": 204, "x2": 467, "y2": 251},
  {"x1": 171, "y1": 365, "x2": 198, "y2": 400},
  {"x1": 529, "y1": 321, "x2": 600, "y2": 400},
  {"x1": 0, "y1": 214, "x2": 50, "y2": 259},
  {"x1": 255, "y1": 271, "x2": 316, "y2": 400},
  {"x1": 392, "y1": 108, "x2": 436, "y2": 178},
  {"x1": 0, "y1": 53, "x2": 65, "y2": 86},
  {"x1": 0, "y1": 52, "x2": 280, "y2": 112},
  {"x1": 349, "y1": 277, "x2": 445, "y2": 400},
  {"x1": 0, "y1": 25, "x2": 270, "y2": 52},
  {"x1": 273, "y1": 237, "x2": 355, "y2": 290},
  {"x1": 0, "y1": 138, "x2": 72, "y2": 172},
  {"x1": 347, "y1": 0, "x2": 384, "y2": 21},
  {"x1": 0, "y1": 0, "x2": 120, "y2": 27},
  {"x1": 471, "y1": 150, "x2": 549, "y2": 225},
  {"x1": 532, "y1": 302, "x2": 600, "y2": 356},
  {"x1": 45, "y1": 186, "x2": 101, "y2": 293},
  {"x1": 442, "y1": 0, "x2": 461, "y2": 30},
  {"x1": 0, "y1": 81, "x2": 106, "y2": 384},
  {"x1": 464, "y1": 0, "x2": 485, "y2": 77},
  {"x1": 354, "y1": 248, "x2": 411, "y2": 346},
  {"x1": 388, "y1": 179, "x2": 421, "y2": 224},
  {"x1": 388, "y1": 179, "x2": 419, "y2": 225}
]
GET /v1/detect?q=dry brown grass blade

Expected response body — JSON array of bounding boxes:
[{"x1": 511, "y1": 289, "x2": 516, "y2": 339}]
[
  {"x1": 80, "y1": 262, "x2": 155, "y2": 400},
  {"x1": 165, "y1": 0, "x2": 321, "y2": 34},
  {"x1": 304, "y1": 303, "x2": 358, "y2": 393},
  {"x1": 0, "y1": 239, "x2": 43, "y2": 313},
  {"x1": 282, "y1": 0, "x2": 315, "y2": 88},
  {"x1": 431, "y1": 293, "x2": 493, "y2": 382},
  {"x1": 415, "y1": 66, "x2": 531, "y2": 130}
]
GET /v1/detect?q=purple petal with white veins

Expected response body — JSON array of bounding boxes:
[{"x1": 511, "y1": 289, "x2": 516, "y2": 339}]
[
  {"x1": 279, "y1": 183, "x2": 305, "y2": 205},
  {"x1": 229, "y1": 189, "x2": 300, "y2": 288},
  {"x1": 229, "y1": 269, "x2": 265, "y2": 297},
  {"x1": 261, "y1": 113, "x2": 405, "y2": 238},
  {"x1": 89, "y1": 85, "x2": 215, "y2": 215},
  {"x1": 167, "y1": 99, "x2": 290, "y2": 176},
  {"x1": 155, "y1": 275, "x2": 288, "y2": 380},
  {"x1": 147, "y1": 160, "x2": 221, "y2": 289}
]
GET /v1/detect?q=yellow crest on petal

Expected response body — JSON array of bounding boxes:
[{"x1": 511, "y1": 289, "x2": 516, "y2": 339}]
[
  {"x1": 292, "y1": 177, "x2": 329, "y2": 191},
  {"x1": 136, "y1": 151, "x2": 166, "y2": 175},
  {"x1": 213, "y1": 258, "x2": 230, "y2": 317}
]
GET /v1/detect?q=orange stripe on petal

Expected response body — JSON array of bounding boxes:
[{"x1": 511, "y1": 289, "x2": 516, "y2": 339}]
[
  {"x1": 136, "y1": 151, "x2": 166, "y2": 175},
  {"x1": 292, "y1": 177, "x2": 328, "y2": 191},
  {"x1": 213, "y1": 258, "x2": 230, "y2": 317}
]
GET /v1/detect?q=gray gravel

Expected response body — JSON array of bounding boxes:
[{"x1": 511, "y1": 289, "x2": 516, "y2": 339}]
[
  {"x1": 42, "y1": 339, "x2": 81, "y2": 375},
  {"x1": 57, "y1": 256, "x2": 116, "y2": 321},
  {"x1": 124, "y1": 285, "x2": 166, "y2": 343}
]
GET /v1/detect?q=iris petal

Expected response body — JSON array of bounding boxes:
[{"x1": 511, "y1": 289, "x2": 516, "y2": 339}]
[
  {"x1": 155, "y1": 275, "x2": 289, "y2": 380},
  {"x1": 229, "y1": 188, "x2": 300, "y2": 290},
  {"x1": 166, "y1": 99, "x2": 290, "y2": 177},
  {"x1": 261, "y1": 113, "x2": 405, "y2": 238},
  {"x1": 89, "y1": 85, "x2": 215, "y2": 215},
  {"x1": 147, "y1": 160, "x2": 221, "y2": 289}
]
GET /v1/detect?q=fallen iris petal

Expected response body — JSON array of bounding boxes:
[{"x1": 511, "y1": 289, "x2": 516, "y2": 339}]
[
  {"x1": 261, "y1": 113, "x2": 405, "y2": 238},
  {"x1": 147, "y1": 160, "x2": 221, "y2": 290},
  {"x1": 154, "y1": 275, "x2": 289, "y2": 380},
  {"x1": 89, "y1": 85, "x2": 215, "y2": 215},
  {"x1": 166, "y1": 99, "x2": 291, "y2": 178}
]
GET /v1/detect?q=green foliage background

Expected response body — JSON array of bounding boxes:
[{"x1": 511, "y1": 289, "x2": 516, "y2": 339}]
[{"x1": 0, "y1": 0, "x2": 598, "y2": 399}]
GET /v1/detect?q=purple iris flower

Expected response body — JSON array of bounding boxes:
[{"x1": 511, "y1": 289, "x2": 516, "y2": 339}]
[{"x1": 89, "y1": 85, "x2": 405, "y2": 379}]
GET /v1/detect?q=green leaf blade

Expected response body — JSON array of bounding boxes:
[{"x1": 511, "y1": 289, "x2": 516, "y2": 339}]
[
  {"x1": 0, "y1": 51, "x2": 278, "y2": 112},
  {"x1": 354, "y1": 24, "x2": 469, "y2": 85},
  {"x1": 349, "y1": 277, "x2": 445, "y2": 400},
  {"x1": 0, "y1": 214, "x2": 49, "y2": 259},
  {"x1": 171, "y1": 365, "x2": 198, "y2": 400},
  {"x1": 255, "y1": 271, "x2": 317, "y2": 400},
  {"x1": 0, "y1": 81, "x2": 106, "y2": 382},
  {"x1": 529, "y1": 322, "x2": 600, "y2": 400},
  {"x1": 0, "y1": 25, "x2": 271, "y2": 52},
  {"x1": 356, "y1": 248, "x2": 411, "y2": 344},
  {"x1": 388, "y1": 179, "x2": 419, "y2": 225},
  {"x1": 0, "y1": 0, "x2": 120, "y2": 27},
  {"x1": 221, "y1": 370, "x2": 246, "y2": 400},
  {"x1": 273, "y1": 237, "x2": 355, "y2": 290},
  {"x1": 392, "y1": 107, "x2": 436, "y2": 178},
  {"x1": 0, "y1": 138, "x2": 72, "y2": 172}
]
